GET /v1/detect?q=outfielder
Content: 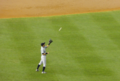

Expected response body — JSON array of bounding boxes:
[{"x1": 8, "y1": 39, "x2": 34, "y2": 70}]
[{"x1": 36, "y1": 39, "x2": 53, "y2": 74}]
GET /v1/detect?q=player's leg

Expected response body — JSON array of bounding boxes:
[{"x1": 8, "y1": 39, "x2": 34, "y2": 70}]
[
  {"x1": 36, "y1": 58, "x2": 43, "y2": 71},
  {"x1": 37, "y1": 60, "x2": 43, "y2": 69},
  {"x1": 42, "y1": 56, "x2": 46, "y2": 73}
]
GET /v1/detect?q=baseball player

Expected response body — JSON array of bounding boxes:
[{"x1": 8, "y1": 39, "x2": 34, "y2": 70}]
[{"x1": 36, "y1": 39, "x2": 53, "y2": 74}]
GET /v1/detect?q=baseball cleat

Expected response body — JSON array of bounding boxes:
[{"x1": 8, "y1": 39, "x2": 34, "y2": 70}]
[
  {"x1": 36, "y1": 69, "x2": 39, "y2": 72},
  {"x1": 41, "y1": 71, "x2": 46, "y2": 74}
]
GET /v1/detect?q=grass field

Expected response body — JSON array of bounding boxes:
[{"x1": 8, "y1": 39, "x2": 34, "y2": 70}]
[{"x1": 0, "y1": 10, "x2": 120, "y2": 81}]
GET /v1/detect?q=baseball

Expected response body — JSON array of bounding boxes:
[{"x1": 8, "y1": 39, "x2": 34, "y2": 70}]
[{"x1": 59, "y1": 27, "x2": 62, "y2": 31}]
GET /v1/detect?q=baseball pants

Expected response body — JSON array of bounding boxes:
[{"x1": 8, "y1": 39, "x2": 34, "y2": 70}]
[{"x1": 39, "y1": 55, "x2": 46, "y2": 67}]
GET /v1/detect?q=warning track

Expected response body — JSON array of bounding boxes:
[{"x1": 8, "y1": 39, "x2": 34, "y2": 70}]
[{"x1": 0, "y1": 0, "x2": 120, "y2": 18}]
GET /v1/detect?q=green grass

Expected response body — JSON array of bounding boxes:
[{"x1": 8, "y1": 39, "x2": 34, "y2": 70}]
[{"x1": 0, "y1": 10, "x2": 120, "y2": 81}]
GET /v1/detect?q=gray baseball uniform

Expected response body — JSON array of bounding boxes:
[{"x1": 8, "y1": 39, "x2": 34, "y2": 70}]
[{"x1": 39, "y1": 46, "x2": 47, "y2": 67}]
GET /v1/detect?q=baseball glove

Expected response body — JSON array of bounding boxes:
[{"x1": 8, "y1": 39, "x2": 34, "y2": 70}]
[{"x1": 48, "y1": 39, "x2": 53, "y2": 45}]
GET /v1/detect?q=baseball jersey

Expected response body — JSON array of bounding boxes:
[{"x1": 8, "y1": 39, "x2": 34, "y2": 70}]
[{"x1": 41, "y1": 46, "x2": 47, "y2": 56}]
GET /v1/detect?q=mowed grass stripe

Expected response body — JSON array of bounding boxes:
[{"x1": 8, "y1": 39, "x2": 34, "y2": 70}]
[
  {"x1": 0, "y1": 19, "x2": 29, "y2": 81},
  {"x1": 70, "y1": 14, "x2": 118, "y2": 81},
  {"x1": 110, "y1": 12, "x2": 120, "y2": 79},
  {"x1": 107, "y1": 11, "x2": 120, "y2": 47},
  {"x1": 91, "y1": 12, "x2": 120, "y2": 80},
  {"x1": 7, "y1": 19, "x2": 37, "y2": 81},
  {"x1": 0, "y1": 20, "x2": 11, "y2": 80},
  {"x1": 0, "y1": 21, "x2": 19, "y2": 81}
]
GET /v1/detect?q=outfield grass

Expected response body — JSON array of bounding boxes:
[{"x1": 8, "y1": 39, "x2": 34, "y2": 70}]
[{"x1": 0, "y1": 10, "x2": 120, "y2": 81}]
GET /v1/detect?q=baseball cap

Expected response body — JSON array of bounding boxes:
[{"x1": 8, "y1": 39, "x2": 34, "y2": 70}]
[{"x1": 41, "y1": 42, "x2": 45, "y2": 46}]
